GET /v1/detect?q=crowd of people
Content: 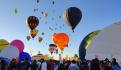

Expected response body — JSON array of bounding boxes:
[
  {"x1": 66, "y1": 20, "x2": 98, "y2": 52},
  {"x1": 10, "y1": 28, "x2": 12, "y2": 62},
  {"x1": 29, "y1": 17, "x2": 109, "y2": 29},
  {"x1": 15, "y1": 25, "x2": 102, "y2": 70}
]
[{"x1": 0, "y1": 57, "x2": 121, "y2": 70}]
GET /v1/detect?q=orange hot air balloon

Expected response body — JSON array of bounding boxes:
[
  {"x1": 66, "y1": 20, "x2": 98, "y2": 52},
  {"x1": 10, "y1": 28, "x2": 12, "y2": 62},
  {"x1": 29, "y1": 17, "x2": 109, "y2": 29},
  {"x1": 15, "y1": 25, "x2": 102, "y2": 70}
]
[{"x1": 53, "y1": 33, "x2": 69, "y2": 51}]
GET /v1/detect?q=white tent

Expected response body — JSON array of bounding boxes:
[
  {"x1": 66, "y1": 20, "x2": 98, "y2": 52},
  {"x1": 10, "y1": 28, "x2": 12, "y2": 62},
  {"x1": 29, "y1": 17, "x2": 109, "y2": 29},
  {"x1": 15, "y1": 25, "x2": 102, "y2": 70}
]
[{"x1": 86, "y1": 22, "x2": 121, "y2": 62}]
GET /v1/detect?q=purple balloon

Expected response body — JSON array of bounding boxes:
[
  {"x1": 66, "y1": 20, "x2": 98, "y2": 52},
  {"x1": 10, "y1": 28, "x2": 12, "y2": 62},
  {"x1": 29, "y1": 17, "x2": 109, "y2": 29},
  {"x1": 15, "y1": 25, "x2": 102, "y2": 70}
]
[{"x1": 10, "y1": 40, "x2": 24, "y2": 53}]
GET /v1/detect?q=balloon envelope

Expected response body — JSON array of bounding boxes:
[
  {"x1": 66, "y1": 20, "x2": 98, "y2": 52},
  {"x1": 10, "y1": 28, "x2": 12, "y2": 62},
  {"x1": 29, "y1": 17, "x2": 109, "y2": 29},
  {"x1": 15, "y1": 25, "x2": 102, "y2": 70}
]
[
  {"x1": 44, "y1": 12, "x2": 48, "y2": 17},
  {"x1": 19, "y1": 52, "x2": 31, "y2": 62},
  {"x1": 27, "y1": 36, "x2": 31, "y2": 41},
  {"x1": 49, "y1": 44, "x2": 57, "y2": 48},
  {"x1": 53, "y1": 33, "x2": 69, "y2": 51},
  {"x1": 27, "y1": 16, "x2": 39, "y2": 30},
  {"x1": 29, "y1": 29, "x2": 38, "y2": 38},
  {"x1": 0, "y1": 45, "x2": 19, "y2": 59},
  {"x1": 14, "y1": 8, "x2": 18, "y2": 14},
  {"x1": 79, "y1": 30, "x2": 100, "y2": 60},
  {"x1": 37, "y1": 0, "x2": 39, "y2": 3},
  {"x1": 0, "y1": 39, "x2": 9, "y2": 50},
  {"x1": 64, "y1": 7, "x2": 82, "y2": 31},
  {"x1": 49, "y1": 44, "x2": 57, "y2": 55},
  {"x1": 10, "y1": 39, "x2": 24, "y2": 53},
  {"x1": 42, "y1": 32, "x2": 44, "y2": 35},
  {"x1": 86, "y1": 22, "x2": 121, "y2": 61},
  {"x1": 38, "y1": 37, "x2": 43, "y2": 43}
]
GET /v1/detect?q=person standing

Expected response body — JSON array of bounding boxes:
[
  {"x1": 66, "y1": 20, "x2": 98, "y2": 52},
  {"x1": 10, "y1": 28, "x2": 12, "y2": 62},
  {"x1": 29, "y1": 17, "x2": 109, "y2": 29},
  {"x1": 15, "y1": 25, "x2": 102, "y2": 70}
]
[
  {"x1": 31, "y1": 60, "x2": 38, "y2": 70},
  {"x1": 90, "y1": 58, "x2": 101, "y2": 70},
  {"x1": 41, "y1": 59, "x2": 47, "y2": 70},
  {"x1": 68, "y1": 60, "x2": 79, "y2": 70},
  {"x1": 112, "y1": 58, "x2": 121, "y2": 70}
]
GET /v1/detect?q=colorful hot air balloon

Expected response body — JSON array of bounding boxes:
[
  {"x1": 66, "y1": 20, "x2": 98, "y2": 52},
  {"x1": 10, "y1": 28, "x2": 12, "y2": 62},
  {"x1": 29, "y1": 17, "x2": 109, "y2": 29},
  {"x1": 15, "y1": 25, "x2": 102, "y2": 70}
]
[
  {"x1": 41, "y1": 12, "x2": 44, "y2": 14},
  {"x1": 27, "y1": 16, "x2": 39, "y2": 30},
  {"x1": 29, "y1": 29, "x2": 38, "y2": 38},
  {"x1": 79, "y1": 30, "x2": 100, "y2": 60},
  {"x1": 37, "y1": 0, "x2": 39, "y2": 3},
  {"x1": 38, "y1": 37, "x2": 43, "y2": 43},
  {"x1": 0, "y1": 39, "x2": 9, "y2": 50},
  {"x1": 49, "y1": 44, "x2": 57, "y2": 55},
  {"x1": 0, "y1": 45, "x2": 19, "y2": 60},
  {"x1": 44, "y1": 12, "x2": 48, "y2": 17},
  {"x1": 64, "y1": 7, "x2": 82, "y2": 31},
  {"x1": 41, "y1": 32, "x2": 44, "y2": 35},
  {"x1": 86, "y1": 22, "x2": 121, "y2": 60},
  {"x1": 52, "y1": 1, "x2": 55, "y2": 5},
  {"x1": 26, "y1": 36, "x2": 31, "y2": 41},
  {"x1": 14, "y1": 8, "x2": 18, "y2": 14},
  {"x1": 53, "y1": 33, "x2": 69, "y2": 51},
  {"x1": 19, "y1": 52, "x2": 31, "y2": 62},
  {"x1": 59, "y1": 16, "x2": 61, "y2": 19},
  {"x1": 33, "y1": 8, "x2": 38, "y2": 12},
  {"x1": 10, "y1": 39, "x2": 25, "y2": 53}
]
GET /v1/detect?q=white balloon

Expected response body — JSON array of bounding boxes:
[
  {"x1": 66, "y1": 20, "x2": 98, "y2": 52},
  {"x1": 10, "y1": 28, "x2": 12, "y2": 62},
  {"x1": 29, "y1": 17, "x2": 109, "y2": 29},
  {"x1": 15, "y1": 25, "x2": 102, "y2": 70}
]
[
  {"x1": 86, "y1": 22, "x2": 121, "y2": 62},
  {"x1": 0, "y1": 45, "x2": 19, "y2": 59}
]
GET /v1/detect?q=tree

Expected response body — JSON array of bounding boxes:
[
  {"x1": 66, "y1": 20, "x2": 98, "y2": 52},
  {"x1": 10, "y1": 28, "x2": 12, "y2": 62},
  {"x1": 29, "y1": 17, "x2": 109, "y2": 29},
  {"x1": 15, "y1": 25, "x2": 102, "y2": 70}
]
[{"x1": 74, "y1": 54, "x2": 78, "y2": 60}]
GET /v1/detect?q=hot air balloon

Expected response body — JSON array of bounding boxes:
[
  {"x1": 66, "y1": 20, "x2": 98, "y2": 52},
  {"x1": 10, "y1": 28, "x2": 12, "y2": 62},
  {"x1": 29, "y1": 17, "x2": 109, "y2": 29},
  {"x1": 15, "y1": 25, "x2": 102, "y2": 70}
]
[
  {"x1": 0, "y1": 39, "x2": 9, "y2": 51},
  {"x1": 49, "y1": 44, "x2": 57, "y2": 55},
  {"x1": 14, "y1": 8, "x2": 18, "y2": 14},
  {"x1": 49, "y1": 27, "x2": 53, "y2": 31},
  {"x1": 64, "y1": 7, "x2": 82, "y2": 31},
  {"x1": 26, "y1": 36, "x2": 31, "y2": 41},
  {"x1": 0, "y1": 45, "x2": 19, "y2": 60},
  {"x1": 59, "y1": 16, "x2": 61, "y2": 19},
  {"x1": 38, "y1": 37, "x2": 43, "y2": 43},
  {"x1": 42, "y1": 32, "x2": 44, "y2": 35},
  {"x1": 29, "y1": 29, "x2": 38, "y2": 38},
  {"x1": 52, "y1": 1, "x2": 55, "y2": 5},
  {"x1": 41, "y1": 12, "x2": 44, "y2": 14},
  {"x1": 10, "y1": 39, "x2": 25, "y2": 53},
  {"x1": 19, "y1": 52, "x2": 31, "y2": 62},
  {"x1": 34, "y1": 8, "x2": 38, "y2": 12},
  {"x1": 37, "y1": 0, "x2": 39, "y2": 3},
  {"x1": 79, "y1": 30, "x2": 100, "y2": 60},
  {"x1": 27, "y1": 16, "x2": 39, "y2": 30},
  {"x1": 86, "y1": 22, "x2": 121, "y2": 61},
  {"x1": 53, "y1": 33, "x2": 69, "y2": 51},
  {"x1": 44, "y1": 12, "x2": 48, "y2": 17}
]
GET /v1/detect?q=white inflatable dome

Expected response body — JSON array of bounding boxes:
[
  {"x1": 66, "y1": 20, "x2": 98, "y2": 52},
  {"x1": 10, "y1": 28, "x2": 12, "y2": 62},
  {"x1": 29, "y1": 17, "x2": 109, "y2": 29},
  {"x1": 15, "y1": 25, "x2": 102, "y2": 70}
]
[{"x1": 86, "y1": 22, "x2": 121, "y2": 62}]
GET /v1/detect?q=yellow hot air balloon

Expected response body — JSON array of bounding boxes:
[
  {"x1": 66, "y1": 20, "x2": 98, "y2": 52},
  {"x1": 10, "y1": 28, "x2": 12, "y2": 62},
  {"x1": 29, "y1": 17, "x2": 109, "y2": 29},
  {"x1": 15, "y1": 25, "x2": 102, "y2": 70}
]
[
  {"x1": 29, "y1": 29, "x2": 38, "y2": 38},
  {"x1": 0, "y1": 39, "x2": 9, "y2": 50}
]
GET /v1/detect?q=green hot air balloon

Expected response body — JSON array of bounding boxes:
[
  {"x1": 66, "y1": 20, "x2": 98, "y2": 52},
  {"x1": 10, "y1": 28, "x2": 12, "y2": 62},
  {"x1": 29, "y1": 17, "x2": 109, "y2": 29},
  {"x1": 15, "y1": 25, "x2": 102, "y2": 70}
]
[{"x1": 79, "y1": 30, "x2": 100, "y2": 60}]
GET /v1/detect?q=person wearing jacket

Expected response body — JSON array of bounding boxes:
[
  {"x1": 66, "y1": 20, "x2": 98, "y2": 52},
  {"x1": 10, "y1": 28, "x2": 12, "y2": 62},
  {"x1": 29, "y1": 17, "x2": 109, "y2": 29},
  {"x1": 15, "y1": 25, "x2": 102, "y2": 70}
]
[{"x1": 68, "y1": 60, "x2": 79, "y2": 70}]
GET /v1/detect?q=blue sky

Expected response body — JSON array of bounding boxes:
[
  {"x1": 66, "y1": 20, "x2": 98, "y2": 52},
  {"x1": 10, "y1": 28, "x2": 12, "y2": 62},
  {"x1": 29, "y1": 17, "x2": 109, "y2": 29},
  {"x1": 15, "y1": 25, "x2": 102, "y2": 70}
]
[{"x1": 0, "y1": 0, "x2": 121, "y2": 59}]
